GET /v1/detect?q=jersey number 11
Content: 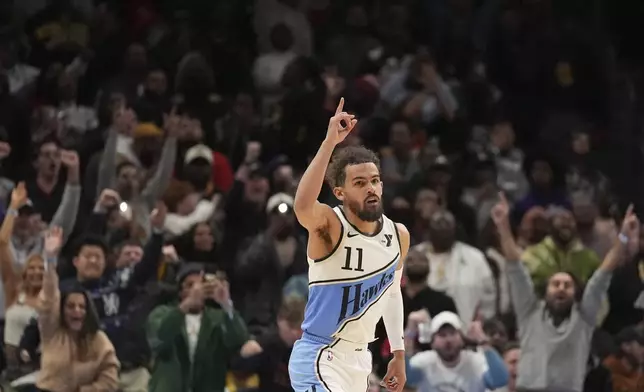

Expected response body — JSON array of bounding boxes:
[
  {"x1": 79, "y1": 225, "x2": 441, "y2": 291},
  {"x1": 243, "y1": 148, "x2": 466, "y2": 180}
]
[{"x1": 342, "y1": 246, "x2": 365, "y2": 271}]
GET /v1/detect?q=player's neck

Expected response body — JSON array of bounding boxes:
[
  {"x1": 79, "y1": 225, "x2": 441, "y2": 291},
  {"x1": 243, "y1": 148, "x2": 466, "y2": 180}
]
[{"x1": 343, "y1": 207, "x2": 381, "y2": 235}]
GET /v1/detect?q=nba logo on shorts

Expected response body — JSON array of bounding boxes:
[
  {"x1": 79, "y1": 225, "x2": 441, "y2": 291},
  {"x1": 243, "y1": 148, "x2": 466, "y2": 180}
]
[{"x1": 327, "y1": 351, "x2": 333, "y2": 361}]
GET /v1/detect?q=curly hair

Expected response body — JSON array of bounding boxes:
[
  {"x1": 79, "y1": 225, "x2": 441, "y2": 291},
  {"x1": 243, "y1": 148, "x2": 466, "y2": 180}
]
[{"x1": 325, "y1": 145, "x2": 380, "y2": 188}]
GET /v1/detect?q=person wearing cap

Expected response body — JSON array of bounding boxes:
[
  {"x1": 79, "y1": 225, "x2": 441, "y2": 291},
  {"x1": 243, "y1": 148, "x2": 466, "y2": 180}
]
[
  {"x1": 146, "y1": 263, "x2": 248, "y2": 392},
  {"x1": 182, "y1": 143, "x2": 234, "y2": 195},
  {"x1": 404, "y1": 311, "x2": 509, "y2": 392},
  {"x1": 601, "y1": 326, "x2": 644, "y2": 391},
  {"x1": 234, "y1": 192, "x2": 307, "y2": 336},
  {"x1": 492, "y1": 193, "x2": 636, "y2": 392},
  {"x1": 95, "y1": 108, "x2": 177, "y2": 240}
]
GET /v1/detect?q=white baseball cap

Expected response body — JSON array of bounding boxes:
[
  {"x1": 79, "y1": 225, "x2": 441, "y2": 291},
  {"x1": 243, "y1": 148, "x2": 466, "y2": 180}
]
[
  {"x1": 266, "y1": 192, "x2": 294, "y2": 214},
  {"x1": 429, "y1": 311, "x2": 463, "y2": 337},
  {"x1": 185, "y1": 144, "x2": 213, "y2": 165}
]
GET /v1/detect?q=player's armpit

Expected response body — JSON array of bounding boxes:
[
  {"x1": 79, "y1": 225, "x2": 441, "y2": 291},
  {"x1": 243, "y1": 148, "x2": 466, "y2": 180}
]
[
  {"x1": 294, "y1": 200, "x2": 335, "y2": 232},
  {"x1": 394, "y1": 222, "x2": 411, "y2": 270}
]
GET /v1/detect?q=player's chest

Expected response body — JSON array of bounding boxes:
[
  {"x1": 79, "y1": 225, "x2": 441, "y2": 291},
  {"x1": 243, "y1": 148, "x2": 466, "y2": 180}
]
[{"x1": 315, "y1": 236, "x2": 400, "y2": 281}]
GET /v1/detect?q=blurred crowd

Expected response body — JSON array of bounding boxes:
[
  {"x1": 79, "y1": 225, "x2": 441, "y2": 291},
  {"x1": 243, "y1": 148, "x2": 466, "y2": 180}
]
[{"x1": 0, "y1": 0, "x2": 642, "y2": 391}]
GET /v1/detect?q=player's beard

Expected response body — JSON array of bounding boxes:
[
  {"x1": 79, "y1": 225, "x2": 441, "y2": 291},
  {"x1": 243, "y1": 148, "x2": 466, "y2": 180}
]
[{"x1": 346, "y1": 197, "x2": 383, "y2": 222}]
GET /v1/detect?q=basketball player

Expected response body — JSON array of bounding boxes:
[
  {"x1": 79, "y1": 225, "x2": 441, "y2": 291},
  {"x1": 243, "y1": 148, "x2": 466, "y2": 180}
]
[{"x1": 288, "y1": 98, "x2": 408, "y2": 392}]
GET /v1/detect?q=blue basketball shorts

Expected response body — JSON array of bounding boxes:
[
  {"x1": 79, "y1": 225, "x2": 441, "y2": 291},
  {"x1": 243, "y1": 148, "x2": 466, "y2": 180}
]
[{"x1": 288, "y1": 332, "x2": 372, "y2": 392}]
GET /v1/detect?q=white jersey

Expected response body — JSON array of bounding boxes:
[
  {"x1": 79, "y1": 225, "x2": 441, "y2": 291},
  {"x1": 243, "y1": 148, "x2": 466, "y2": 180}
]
[{"x1": 301, "y1": 206, "x2": 402, "y2": 344}]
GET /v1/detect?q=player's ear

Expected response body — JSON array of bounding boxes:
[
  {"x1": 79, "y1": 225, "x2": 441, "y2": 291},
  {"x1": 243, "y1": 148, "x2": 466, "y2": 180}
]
[{"x1": 333, "y1": 187, "x2": 345, "y2": 201}]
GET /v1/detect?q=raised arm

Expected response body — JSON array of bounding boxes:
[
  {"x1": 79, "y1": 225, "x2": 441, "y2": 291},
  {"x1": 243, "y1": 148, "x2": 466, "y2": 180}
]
[
  {"x1": 491, "y1": 193, "x2": 538, "y2": 322},
  {"x1": 129, "y1": 202, "x2": 166, "y2": 286},
  {"x1": 293, "y1": 98, "x2": 357, "y2": 232},
  {"x1": 579, "y1": 205, "x2": 638, "y2": 324},
  {"x1": 0, "y1": 182, "x2": 28, "y2": 307},
  {"x1": 38, "y1": 227, "x2": 64, "y2": 343},
  {"x1": 51, "y1": 150, "x2": 81, "y2": 245},
  {"x1": 140, "y1": 111, "x2": 178, "y2": 209}
]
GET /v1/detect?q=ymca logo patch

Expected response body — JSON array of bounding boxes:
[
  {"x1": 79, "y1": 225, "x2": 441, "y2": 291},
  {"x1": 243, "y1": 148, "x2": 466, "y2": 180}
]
[
  {"x1": 381, "y1": 234, "x2": 393, "y2": 247},
  {"x1": 326, "y1": 351, "x2": 334, "y2": 361}
]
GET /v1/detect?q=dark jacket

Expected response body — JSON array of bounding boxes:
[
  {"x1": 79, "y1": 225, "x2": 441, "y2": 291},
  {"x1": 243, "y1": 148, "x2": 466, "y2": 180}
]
[{"x1": 146, "y1": 303, "x2": 249, "y2": 392}]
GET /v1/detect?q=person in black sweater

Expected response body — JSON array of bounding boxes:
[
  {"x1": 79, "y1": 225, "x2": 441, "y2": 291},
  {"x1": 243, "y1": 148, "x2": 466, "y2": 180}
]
[{"x1": 230, "y1": 296, "x2": 306, "y2": 392}]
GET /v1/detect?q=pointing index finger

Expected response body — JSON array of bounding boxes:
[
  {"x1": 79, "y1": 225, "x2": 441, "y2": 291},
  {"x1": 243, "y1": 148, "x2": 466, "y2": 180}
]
[{"x1": 335, "y1": 97, "x2": 344, "y2": 115}]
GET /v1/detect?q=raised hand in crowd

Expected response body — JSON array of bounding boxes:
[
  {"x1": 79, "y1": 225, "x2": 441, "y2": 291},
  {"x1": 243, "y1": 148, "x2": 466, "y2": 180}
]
[
  {"x1": 60, "y1": 149, "x2": 80, "y2": 184},
  {"x1": 203, "y1": 274, "x2": 233, "y2": 311},
  {"x1": 162, "y1": 245, "x2": 180, "y2": 264},
  {"x1": 466, "y1": 320, "x2": 490, "y2": 346},
  {"x1": 0, "y1": 141, "x2": 11, "y2": 160},
  {"x1": 491, "y1": 192, "x2": 522, "y2": 261},
  {"x1": 620, "y1": 204, "x2": 640, "y2": 257},
  {"x1": 10, "y1": 181, "x2": 28, "y2": 210},
  {"x1": 94, "y1": 188, "x2": 121, "y2": 212},
  {"x1": 150, "y1": 201, "x2": 168, "y2": 230},
  {"x1": 44, "y1": 226, "x2": 63, "y2": 259},
  {"x1": 601, "y1": 204, "x2": 641, "y2": 271},
  {"x1": 163, "y1": 106, "x2": 181, "y2": 138}
]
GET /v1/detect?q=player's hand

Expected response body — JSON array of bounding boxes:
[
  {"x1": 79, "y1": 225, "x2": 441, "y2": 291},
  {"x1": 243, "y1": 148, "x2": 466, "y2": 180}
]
[
  {"x1": 325, "y1": 98, "x2": 357, "y2": 146},
  {"x1": 381, "y1": 355, "x2": 406, "y2": 392}
]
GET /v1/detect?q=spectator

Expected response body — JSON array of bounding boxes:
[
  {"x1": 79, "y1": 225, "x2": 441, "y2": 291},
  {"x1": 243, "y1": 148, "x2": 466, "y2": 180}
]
[
  {"x1": 231, "y1": 295, "x2": 306, "y2": 392},
  {"x1": 492, "y1": 193, "x2": 635, "y2": 392},
  {"x1": 572, "y1": 192, "x2": 618, "y2": 260},
  {"x1": 413, "y1": 210, "x2": 496, "y2": 322},
  {"x1": 24, "y1": 142, "x2": 81, "y2": 227},
  {"x1": 37, "y1": 227, "x2": 120, "y2": 392},
  {"x1": 146, "y1": 264, "x2": 248, "y2": 392},
  {"x1": 172, "y1": 222, "x2": 219, "y2": 265},
  {"x1": 132, "y1": 66, "x2": 172, "y2": 126},
  {"x1": 522, "y1": 207, "x2": 601, "y2": 291},
  {"x1": 381, "y1": 119, "x2": 421, "y2": 201},
  {"x1": 253, "y1": 23, "x2": 297, "y2": 115},
  {"x1": 404, "y1": 311, "x2": 509, "y2": 391},
  {"x1": 497, "y1": 342, "x2": 520, "y2": 392},
  {"x1": 513, "y1": 156, "x2": 570, "y2": 224},
  {"x1": 601, "y1": 326, "x2": 644, "y2": 391},
  {"x1": 488, "y1": 120, "x2": 529, "y2": 203},
  {"x1": 254, "y1": 0, "x2": 313, "y2": 57},
  {"x1": 96, "y1": 108, "x2": 178, "y2": 239},
  {"x1": 603, "y1": 223, "x2": 644, "y2": 334},
  {"x1": 235, "y1": 192, "x2": 308, "y2": 335},
  {"x1": 372, "y1": 249, "x2": 457, "y2": 376},
  {"x1": 62, "y1": 195, "x2": 166, "y2": 391},
  {"x1": 325, "y1": 5, "x2": 380, "y2": 79}
]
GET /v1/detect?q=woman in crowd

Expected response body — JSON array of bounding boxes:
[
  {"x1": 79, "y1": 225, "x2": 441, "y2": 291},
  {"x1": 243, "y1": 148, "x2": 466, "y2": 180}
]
[
  {"x1": 0, "y1": 183, "x2": 43, "y2": 377},
  {"x1": 36, "y1": 227, "x2": 120, "y2": 392}
]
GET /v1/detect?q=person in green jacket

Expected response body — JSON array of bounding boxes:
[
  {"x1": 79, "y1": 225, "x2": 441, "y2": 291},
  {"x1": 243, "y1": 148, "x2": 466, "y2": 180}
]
[{"x1": 146, "y1": 264, "x2": 249, "y2": 392}]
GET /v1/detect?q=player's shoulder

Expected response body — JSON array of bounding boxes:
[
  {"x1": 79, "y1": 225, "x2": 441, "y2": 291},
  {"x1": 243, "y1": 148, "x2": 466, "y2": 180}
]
[
  {"x1": 393, "y1": 221, "x2": 410, "y2": 241},
  {"x1": 391, "y1": 221, "x2": 410, "y2": 266}
]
